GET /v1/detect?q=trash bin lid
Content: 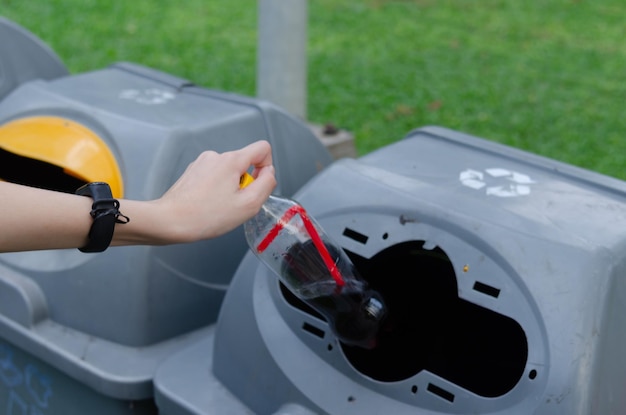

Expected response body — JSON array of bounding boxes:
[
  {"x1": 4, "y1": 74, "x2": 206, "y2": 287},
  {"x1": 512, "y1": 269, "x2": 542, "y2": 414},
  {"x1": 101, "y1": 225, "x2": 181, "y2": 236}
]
[{"x1": 0, "y1": 116, "x2": 123, "y2": 197}]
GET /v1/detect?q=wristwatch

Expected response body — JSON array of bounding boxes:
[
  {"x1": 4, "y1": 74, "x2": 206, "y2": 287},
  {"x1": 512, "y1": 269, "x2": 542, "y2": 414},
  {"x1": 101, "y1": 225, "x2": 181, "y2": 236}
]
[{"x1": 75, "y1": 182, "x2": 129, "y2": 253}]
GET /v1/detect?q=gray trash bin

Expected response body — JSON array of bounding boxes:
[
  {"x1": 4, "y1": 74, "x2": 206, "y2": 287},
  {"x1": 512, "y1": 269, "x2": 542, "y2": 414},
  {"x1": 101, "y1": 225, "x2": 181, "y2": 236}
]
[
  {"x1": 154, "y1": 126, "x2": 626, "y2": 414},
  {"x1": 0, "y1": 54, "x2": 332, "y2": 415},
  {"x1": 0, "y1": 16, "x2": 69, "y2": 102}
]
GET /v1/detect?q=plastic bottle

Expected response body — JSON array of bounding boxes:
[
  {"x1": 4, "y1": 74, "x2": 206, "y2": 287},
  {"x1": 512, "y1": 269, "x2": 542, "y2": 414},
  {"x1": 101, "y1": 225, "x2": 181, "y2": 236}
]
[{"x1": 240, "y1": 173, "x2": 386, "y2": 349}]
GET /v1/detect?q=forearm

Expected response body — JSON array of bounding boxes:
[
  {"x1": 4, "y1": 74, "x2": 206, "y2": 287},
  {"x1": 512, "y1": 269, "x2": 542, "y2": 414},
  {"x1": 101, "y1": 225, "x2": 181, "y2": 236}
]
[
  {"x1": 0, "y1": 140, "x2": 276, "y2": 253},
  {"x1": 0, "y1": 182, "x2": 178, "y2": 252},
  {"x1": 0, "y1": 181, "x2": 92, "y2": 252}
]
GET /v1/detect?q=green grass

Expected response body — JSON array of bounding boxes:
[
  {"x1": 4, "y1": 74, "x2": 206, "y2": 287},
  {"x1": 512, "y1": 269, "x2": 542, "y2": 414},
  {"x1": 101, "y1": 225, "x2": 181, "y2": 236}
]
[{"x1": 2, "y1": 0, "x2": 626, "y2": 179}]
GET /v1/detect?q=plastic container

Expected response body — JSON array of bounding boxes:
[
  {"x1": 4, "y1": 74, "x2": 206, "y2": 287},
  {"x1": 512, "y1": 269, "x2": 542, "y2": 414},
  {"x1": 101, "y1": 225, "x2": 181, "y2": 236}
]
[
  {"x1": 241, "y1": 174, "x2": 386, "y2": 349},
  {"x1": 0, "y1": 21, "x2": 333, "y2": 412},
  {"x1": 156, "y1": 126, "x2": 626, "y2": 415}
]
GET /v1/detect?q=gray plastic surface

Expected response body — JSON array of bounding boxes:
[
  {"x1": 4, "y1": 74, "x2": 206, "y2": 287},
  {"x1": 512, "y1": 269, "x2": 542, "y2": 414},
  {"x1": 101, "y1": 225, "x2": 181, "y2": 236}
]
[
  {"x1": 0, "y1": 337, "x2": 159, "y2": 415},
  {"x1": 155, "y1": 126, "x2": 626, "y2": 414},
  {"x1": 0, "y1": 60, "x2": 332, "y2": 413},
  {"x1": 0, "y1": 17, "x2": 68, "y2": 102}
]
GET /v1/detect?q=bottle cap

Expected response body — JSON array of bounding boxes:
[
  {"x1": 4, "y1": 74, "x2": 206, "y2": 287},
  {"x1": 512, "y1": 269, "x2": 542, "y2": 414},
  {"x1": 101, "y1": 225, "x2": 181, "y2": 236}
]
[{"x1": 239, "y1": 172, "x2": 255, "y2": 189}]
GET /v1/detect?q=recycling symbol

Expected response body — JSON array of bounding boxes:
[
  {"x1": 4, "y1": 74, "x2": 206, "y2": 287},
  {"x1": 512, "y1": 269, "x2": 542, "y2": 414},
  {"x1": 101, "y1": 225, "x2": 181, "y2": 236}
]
[
  {"x1": 459, "y1": 168, "x2": 535, "y2": 197},
  {"x1": 119, "y1": 88, "x2": 176, "y2": 105}
]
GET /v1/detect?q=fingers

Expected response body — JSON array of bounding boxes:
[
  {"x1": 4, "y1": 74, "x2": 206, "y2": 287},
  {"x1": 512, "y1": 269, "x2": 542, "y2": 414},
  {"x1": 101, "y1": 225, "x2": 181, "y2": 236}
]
[
  {"x1": 248, "y1": 164, "x2": 276, "y2": 199},
  {"x1": 244, "y1": 140, "x2": 273, "y2": 169},
  {"x1": 227, "y1": 140, "x2": 273, "y2": 177},
  {"x1": 233, "y1": 140, "x2": 276, "y2": 195}
]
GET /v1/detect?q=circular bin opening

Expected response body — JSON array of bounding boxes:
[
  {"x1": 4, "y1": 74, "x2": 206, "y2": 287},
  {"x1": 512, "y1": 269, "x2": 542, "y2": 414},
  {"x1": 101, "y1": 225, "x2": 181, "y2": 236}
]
[
  {"x1": 282, "y1": 240, "x2": 528, "y2": 398},
  {"x1": 0, "y1": 116, "x2": 123, "y2": 197}
]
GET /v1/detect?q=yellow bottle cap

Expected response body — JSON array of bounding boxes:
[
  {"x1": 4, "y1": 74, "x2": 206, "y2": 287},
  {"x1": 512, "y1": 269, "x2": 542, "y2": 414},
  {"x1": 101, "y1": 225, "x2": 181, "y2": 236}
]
[{"x1": 239, "y1": 172, "x2": 255, "y2": 189}]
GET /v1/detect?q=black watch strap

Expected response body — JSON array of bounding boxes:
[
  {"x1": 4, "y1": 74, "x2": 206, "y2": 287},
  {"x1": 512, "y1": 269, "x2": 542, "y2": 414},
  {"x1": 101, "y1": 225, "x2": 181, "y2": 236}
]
[{"x1": 76, "y1": 182, "x2": 129, "y2": 253}]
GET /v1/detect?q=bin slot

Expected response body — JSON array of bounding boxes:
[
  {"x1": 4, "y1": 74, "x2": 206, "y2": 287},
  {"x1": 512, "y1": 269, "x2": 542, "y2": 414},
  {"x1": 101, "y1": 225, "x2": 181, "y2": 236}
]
[
  {"x1": 302, "y1": 322, "x2": 325, "y2": 339},
  {"x1": 472, "y1": 281, "x2": 501, "y2": 298},
  {"x1": 427, "y1": 383, "x2": 455, "y2": 403},
  {"x1": 342, "y1": 228, "x2": 368, "y2": 244}
]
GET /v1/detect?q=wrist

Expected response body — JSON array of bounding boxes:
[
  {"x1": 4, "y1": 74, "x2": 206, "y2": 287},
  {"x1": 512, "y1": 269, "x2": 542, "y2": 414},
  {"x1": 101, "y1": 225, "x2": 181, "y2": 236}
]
[
  {"x1": 109, "y1": 199, "x2": 187, "y2": 246},
  {"x1": 76, "y1": 182, "x2": 130, "y2": 252}
]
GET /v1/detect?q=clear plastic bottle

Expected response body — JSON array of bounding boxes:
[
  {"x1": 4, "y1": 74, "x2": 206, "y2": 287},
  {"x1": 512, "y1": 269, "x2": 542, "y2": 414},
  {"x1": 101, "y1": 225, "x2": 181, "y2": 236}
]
[{"x1": 241, "y1": 173, "x2": 386, "y2": 349}]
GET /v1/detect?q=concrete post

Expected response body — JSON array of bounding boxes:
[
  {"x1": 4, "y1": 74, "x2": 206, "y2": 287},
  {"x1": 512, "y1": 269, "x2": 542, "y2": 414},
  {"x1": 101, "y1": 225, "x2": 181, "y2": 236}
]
[{"x1": 256, "y1": 0, "x2": 308, "y2": 119}]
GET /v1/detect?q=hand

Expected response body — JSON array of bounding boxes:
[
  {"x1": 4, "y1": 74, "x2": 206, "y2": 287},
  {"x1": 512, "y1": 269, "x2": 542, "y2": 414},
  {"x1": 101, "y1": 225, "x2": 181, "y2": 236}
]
[
  {"x1": 0, "y1": 141, "x2": 276, "y2": 252},
  {"x1": 160, "y1": 140, "x2": 276, "y2": 241},
  {"x1": 114, "y1": 140, "x2": 277, "y2": 245}
]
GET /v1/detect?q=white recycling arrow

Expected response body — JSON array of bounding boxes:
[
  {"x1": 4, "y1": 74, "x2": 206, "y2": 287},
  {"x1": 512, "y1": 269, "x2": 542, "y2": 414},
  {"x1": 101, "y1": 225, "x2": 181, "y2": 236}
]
[{"x1": 460, "y1": 167, "x2": 536, "y2": 197}]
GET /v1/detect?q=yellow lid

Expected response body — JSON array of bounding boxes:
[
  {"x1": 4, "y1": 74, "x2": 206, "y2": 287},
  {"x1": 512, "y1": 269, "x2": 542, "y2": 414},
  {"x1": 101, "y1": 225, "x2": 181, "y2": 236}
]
[{"x1": 0, "y1": 116, "x2": 123, "y2": 197}]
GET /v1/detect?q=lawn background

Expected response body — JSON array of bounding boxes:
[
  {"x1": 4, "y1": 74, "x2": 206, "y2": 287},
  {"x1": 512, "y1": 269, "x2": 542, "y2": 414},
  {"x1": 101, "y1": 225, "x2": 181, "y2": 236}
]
[{"x1": 2, "y1": 0, "x2": 625, "y2": 179}]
